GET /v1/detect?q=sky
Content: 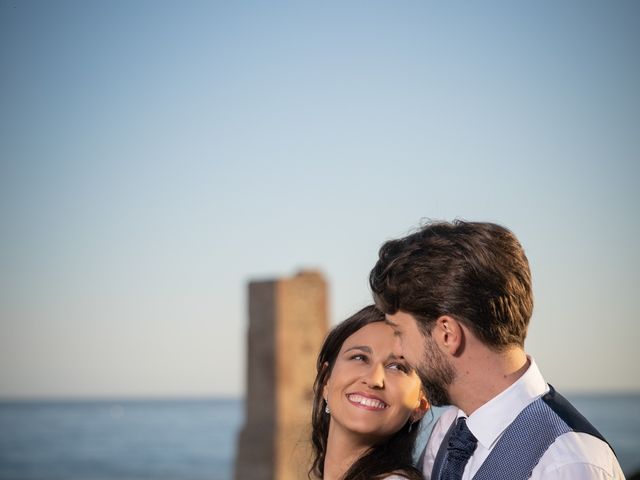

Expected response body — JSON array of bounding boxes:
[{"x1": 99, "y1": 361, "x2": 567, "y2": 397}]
[{"x1": 0, "y1": 0, "x2": 638, "y2": 399}]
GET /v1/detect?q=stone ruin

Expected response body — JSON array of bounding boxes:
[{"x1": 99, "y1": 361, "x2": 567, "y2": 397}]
[{"x1": 234, "y1": 271, "x2": 329, "y2": 480}]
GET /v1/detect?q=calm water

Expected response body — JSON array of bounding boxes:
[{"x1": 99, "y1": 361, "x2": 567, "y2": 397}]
[
  {"x1": 0, "y1": 399, "x2": 239, "y2": 480},
  {"x1": 0, "y1": 394, "x2": 638, "y2": 479}
]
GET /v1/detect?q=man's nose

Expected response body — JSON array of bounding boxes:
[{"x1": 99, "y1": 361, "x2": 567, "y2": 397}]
[{"x1": 363, "y1": 363, "x2": 385, "y2": 388}]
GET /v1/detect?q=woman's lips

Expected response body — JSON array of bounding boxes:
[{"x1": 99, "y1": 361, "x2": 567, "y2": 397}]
[{"x1": 346, "y1": 392, "x2": 389, "y2": 410}]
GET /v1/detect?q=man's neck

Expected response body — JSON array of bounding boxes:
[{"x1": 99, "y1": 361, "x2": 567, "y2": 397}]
[{"x1": 450, "y1": 346, "x2": 529, "y2": 415}]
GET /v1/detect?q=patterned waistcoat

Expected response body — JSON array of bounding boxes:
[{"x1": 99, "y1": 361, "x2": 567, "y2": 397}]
[{"x1": 430, "y1": 386, "x2": 611, "y2": 480}]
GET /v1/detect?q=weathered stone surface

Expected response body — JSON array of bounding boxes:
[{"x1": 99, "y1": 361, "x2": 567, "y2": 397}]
[{"x1": 235, "y1": 271, "x2": 328, "y2": 480}]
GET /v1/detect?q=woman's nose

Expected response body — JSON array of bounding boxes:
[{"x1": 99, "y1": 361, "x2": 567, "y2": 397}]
[{"x1": 363, "y1": 363, "x2": 385, "y2": 388}]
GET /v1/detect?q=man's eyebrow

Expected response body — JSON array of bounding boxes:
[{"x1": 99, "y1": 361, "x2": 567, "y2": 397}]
[{"x1": 344, "y1": 345, "x2": 372, "y2": 354}]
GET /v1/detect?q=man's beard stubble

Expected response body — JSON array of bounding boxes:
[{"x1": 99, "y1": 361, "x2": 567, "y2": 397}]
[{"x1": 418, "y1": 334, "x2": 456, "y2": 407}]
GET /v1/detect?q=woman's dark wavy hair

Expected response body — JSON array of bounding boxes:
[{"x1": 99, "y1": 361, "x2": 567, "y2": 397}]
[{"x1": 309, "y1": 305, "x2": 424, "y2": 480}]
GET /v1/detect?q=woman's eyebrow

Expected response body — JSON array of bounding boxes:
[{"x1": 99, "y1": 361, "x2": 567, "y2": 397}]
[{"x1": 343, "y1": 345, "x2": 372, "y2": 354}]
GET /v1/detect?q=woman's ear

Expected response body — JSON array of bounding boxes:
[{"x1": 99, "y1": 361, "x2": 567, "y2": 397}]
[
  {"x1": 322, "y1": 361, "x2": 330, "y2": 400},
  {"x1": 411, "y1": 395, "x2": 430, "y2": 422}
]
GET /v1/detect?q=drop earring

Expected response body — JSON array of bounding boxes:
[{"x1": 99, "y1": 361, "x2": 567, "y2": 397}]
[{"x1": 324, "y1": 400, "x2": 330, "y2": 414}]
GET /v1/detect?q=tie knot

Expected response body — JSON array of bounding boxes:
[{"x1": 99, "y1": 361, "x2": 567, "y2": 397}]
[{"x1": 448, "y1": 417, "x2": 478, "y2": 456}]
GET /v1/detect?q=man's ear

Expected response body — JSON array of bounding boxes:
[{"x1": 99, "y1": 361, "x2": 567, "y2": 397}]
[{"x1": 433, "y1": 315, "x2": 464, "y2": 356}]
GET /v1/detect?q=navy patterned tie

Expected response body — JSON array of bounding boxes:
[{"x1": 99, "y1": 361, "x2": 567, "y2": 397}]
[{"x1": 440, "y1": 417, "x2": 478, "y2": 480}]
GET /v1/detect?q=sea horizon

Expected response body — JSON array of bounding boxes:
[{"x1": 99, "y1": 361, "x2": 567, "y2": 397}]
[
  {"x1": 1, "y1": 393, "x2": 639, "y2": 479},
  {"x1": 2, "y1": 388, "x2": 639, "y2": 402}
]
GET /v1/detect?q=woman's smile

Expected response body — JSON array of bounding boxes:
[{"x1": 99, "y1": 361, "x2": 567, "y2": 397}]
[{"x1": 346, "y1": 392, "x2": 389, "y2": 410}]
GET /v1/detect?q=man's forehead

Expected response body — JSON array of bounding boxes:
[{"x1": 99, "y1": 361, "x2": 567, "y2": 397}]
[
  {"x1": 384, "y1": 315, "x2": 402, "y2": 336},
  {"x1": 384, "y1": 312, "x2": 407, "y2": 331},
  {"x1": 384, "y1": 312, "x2": 425, "y2": 360},
  {"x1": 384, "y1": 313, "x2": 397, "y2": 326},
  {"x1": 389, "y1": 328, "x2": 421, "y2": 371}
]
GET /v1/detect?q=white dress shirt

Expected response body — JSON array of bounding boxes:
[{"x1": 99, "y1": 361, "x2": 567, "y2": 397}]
[{"x1": 421, "y1": 357, "x2": 624, "y2": 479}]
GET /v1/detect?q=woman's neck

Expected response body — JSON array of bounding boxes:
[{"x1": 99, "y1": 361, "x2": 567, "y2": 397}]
[{"x1": 323, "y1": 424, "x2": 371, "y2": 480}]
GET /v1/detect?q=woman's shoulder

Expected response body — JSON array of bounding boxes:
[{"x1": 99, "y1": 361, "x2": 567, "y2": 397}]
[{"x1": 381, "y1": 475, "x2": 410, "y2": 480}]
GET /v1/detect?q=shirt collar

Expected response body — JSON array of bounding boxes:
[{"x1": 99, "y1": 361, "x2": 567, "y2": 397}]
[{"x1": 458, "y1": 356, "x2": 549, "y2": 450}]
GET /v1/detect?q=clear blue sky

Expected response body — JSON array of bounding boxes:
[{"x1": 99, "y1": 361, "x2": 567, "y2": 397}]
[{"x1": 1, "y1": 0, "x2": 638, "y2": 398}]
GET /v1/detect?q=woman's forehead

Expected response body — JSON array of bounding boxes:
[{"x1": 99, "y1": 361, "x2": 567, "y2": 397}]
[{"x1": 340, "y1": 322, "x2": 402, "y2": 353}]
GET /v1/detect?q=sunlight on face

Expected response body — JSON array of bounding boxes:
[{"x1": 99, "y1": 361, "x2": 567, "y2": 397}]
[{"x1": 323, "y1": 322, "x2": 427, "y2": 443}]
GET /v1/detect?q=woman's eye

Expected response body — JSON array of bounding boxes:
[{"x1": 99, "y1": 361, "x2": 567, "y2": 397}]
[
  {"x1": 388, "y1": 363, "x2": 409, "y2": 373},
  {"x1": 350, "y1": 354, "x2": 367, "y2": 362}
]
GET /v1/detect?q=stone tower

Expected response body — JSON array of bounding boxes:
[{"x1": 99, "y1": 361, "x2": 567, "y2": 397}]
[{"x1": 234, "y1": 271, "x2": 329, "y2": 480}]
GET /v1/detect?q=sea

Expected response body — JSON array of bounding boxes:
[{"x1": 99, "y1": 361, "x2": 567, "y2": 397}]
[{"x1": 0, "y1": 394, "x2": 638, "y2": 480}]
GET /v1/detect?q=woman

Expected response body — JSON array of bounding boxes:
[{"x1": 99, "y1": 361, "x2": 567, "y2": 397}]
[{"x1": 310, "y1": 305, "x2": 429, "y2": 480}]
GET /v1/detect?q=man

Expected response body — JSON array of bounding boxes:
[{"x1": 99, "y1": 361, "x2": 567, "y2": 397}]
[{"x1": 369, "y1": 220, "x2": 623, "y2": 479}]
